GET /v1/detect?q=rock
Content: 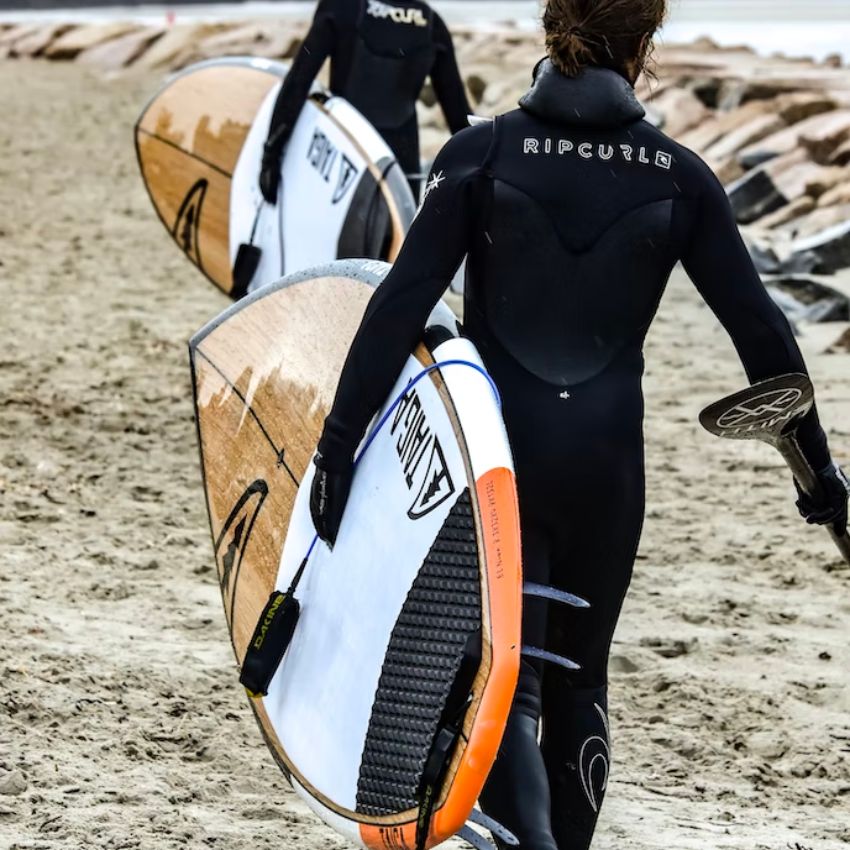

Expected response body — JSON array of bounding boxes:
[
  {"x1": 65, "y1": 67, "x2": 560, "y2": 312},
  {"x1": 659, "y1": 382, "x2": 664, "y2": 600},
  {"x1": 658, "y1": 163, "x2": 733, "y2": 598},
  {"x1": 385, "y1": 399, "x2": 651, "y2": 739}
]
[
  {"x1": 465, "y1": 72, "x2": 487, "y2": 106},
  {"x1": 678, "y1": 99, "x2": 774, "y2": 154},
  {"x1": 829, "y1": 138, "x2": 850, "y2": 166},
  {"x1": 704, "y1": 113, "x2": 785, "y2": 161},
  {"x1": 818, "y1": 181, "x2": 850, "y2": 207},
  {"x1": 191, "y1": 22, "x2": 304, "y2": 62},
  {"x1": 45, "y1": 22, "x2": 139, "y2": 60},
  {"x1": 646, "y1": 87, "x2": 710, "y2": 137},
  {"x1": 773, "y1": 91, "x2": 837, "y2": 125},
  {"x1": 827, "y1": 327, "x2": 850, "y2": 352},
  {"x1": 800, "y1": 115, "x2": 850, "y2": 164},
  {"x1": 130, "y1": 23, "x2": 230, "y2": 70},
  {"x1": 77, "y1": 26, "x2": 164, "y2": 70},
  {"x1": 717, "y1": 78, "x2": 802, "y2": 111},
  {"x1": 755, "y1": 195, "x2": 816, "y2": 229},
  {"x1": 707, "y1": 156, "x2": 745, "y2": 185},
  {"x1": 727, "y1": 148, "x2": 809, "y2": 223},
  {"x1": 5, "y1": 23, "x2": 72, "y2": 58},
  {"x1": 747, "y1": 242, "x2": 781, "y2": 274},
  {"x1": 794, "y1": 203, "x2": 850, "y2": 240},
  {"x1": 804, "y1": 166, "x2": 850, "y2": 199},
  {"x1": 739, "y1": 110, "x2": 850, "y2": 169},
  {"x1": 0, "y1": 771, "x2": 27, "y2": 796},
  {"x1": 764, "y1": 276, "x2": 850, "y2": 321},
  {"x1": 787, "y1": 220, "x2": 850, "y2": 273}
]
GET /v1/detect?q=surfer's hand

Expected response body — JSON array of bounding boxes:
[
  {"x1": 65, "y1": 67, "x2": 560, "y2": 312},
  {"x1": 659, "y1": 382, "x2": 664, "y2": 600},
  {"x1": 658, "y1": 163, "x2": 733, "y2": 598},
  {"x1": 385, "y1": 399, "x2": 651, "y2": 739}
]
[
  {"x1": 259, "y1": 141, "x2": 282, "y2": 204},
  {"x1": 795, "y1": 462, "x2": 849, "y2": 534},
  {"x1": 310, "y1": 455, "x2": 353, "y2": 548}
]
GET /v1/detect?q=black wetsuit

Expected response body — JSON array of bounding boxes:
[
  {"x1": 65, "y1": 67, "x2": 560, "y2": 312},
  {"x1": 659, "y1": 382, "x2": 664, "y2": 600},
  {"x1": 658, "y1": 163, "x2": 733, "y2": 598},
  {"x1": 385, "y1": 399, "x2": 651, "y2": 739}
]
[
  {"x1": 264, "y1": 0, "x2": 472, "y2": 195},
  {"x1": 316, "y1": 62, "x2": 831, "y2": 850}
]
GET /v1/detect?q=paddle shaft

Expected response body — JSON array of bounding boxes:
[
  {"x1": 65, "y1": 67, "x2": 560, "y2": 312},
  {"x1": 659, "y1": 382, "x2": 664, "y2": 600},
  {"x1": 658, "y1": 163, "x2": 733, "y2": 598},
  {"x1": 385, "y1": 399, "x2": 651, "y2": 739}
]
[{"x1": 777, "y1": 437, "x2": 850, "y2": 564}]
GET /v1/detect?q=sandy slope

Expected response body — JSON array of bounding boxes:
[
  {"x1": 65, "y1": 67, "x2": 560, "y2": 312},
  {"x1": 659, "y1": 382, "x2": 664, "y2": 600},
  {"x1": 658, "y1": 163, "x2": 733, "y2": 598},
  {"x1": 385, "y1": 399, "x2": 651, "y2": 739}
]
[{"x1": 0, "y1": 59, "x2": 847, "y2": 850}]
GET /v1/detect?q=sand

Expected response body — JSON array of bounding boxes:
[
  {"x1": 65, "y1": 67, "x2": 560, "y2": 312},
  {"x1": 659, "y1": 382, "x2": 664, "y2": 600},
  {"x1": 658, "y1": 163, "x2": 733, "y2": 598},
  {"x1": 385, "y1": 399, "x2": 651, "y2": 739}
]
[{"x1": 0, "y1": 57, "x2": 847, "y2": 850}]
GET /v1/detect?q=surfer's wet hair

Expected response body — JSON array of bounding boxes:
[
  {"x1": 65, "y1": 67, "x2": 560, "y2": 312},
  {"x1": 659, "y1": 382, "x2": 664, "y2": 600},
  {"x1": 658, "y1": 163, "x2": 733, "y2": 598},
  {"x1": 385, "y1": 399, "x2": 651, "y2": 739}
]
[{"x1": 542, "y1": 0, "x2": 667, "y2": 81}]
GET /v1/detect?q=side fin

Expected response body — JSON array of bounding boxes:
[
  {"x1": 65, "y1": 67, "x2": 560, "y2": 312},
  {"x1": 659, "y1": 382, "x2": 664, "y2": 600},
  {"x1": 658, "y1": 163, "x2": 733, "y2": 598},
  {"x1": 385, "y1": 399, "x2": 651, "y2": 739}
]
[
  {"x1": 524, "y1": 582, "x2": 589, "y2": 609},
  {"x1": 468, "y1": 809, "x2": 519, "y2": 846}
]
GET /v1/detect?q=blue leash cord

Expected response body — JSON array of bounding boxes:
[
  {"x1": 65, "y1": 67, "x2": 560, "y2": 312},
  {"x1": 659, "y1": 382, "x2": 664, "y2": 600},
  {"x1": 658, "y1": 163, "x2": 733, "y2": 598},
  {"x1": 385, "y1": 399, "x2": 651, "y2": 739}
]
[{"x1": 299, "y1": 358, "x2": 502, "y2": 566}]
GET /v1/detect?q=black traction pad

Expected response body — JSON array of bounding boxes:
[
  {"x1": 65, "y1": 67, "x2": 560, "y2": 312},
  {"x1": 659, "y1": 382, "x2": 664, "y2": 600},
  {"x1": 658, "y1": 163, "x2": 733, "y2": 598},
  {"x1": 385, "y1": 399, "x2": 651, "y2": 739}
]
[{"x1": 356, "y1": 488, "x2": 482, "y2": 815}]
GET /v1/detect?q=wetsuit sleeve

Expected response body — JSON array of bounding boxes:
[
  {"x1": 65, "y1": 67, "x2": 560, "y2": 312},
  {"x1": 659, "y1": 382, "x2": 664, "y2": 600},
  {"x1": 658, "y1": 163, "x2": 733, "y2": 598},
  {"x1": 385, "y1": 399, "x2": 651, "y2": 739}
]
[
  {"x1": 265, "y1": 1, "x2": 336, "y2": 154},
  {"x1": 430, "y1": 13, "x2": 473, "y2": 134},
  {"x1": 680, "y1": 158, "x2": 830, "y2": 469},
  {"x1": 317, "y1": 126, "x2": 492, "y2": 469}
]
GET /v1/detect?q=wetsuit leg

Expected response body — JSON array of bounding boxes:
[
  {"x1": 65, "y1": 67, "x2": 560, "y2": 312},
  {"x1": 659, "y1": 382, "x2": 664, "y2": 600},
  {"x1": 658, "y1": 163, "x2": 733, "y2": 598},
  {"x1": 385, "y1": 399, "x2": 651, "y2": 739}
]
[
  {"x1": 539, "y1": 424, "x2": 645, "y2": 850},
  {"x1": 479, "y1": 526, "x2": 558, "y2": 850}
]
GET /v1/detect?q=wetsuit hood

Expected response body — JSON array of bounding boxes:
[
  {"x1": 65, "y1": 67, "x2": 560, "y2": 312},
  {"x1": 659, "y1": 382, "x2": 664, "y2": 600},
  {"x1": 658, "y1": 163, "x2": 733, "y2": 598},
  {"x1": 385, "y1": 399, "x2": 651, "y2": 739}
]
[{"x1": 519, "y1": 59, "x2": 645, "y2": 127}]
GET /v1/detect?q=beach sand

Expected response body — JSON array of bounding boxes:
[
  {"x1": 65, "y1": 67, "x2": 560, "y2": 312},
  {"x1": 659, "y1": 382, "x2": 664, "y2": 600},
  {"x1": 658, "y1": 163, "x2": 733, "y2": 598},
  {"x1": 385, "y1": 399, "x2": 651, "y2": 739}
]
[{"x1": 0, "y1": 58, "x2": 847, "y2": 850}]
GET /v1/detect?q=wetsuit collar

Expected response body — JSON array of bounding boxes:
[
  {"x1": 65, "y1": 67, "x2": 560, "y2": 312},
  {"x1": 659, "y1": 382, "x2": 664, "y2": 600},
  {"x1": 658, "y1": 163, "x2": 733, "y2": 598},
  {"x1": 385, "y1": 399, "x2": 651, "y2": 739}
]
[{"x1": 519, "y1": 59, "x2": 645, "y2": 127}]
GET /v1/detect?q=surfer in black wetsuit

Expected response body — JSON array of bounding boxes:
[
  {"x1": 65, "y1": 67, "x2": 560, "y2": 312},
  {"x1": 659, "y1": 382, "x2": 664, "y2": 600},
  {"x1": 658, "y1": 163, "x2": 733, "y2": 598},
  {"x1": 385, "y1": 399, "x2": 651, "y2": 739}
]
[
  {"x1": 259, "y1": 0, "x2": 472, "y2": 200},
  {"x1": 308, "y1": 0, "x2": 849, "y2": 848}
]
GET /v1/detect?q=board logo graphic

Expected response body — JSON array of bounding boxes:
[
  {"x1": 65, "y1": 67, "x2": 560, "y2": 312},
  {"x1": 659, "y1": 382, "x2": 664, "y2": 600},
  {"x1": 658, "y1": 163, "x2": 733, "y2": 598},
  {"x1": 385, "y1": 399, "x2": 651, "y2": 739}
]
[
  {"x1": 307, "y1": 129, "x2": 360, "y2": 203},
  {"x1": 391, "y1": 385, "x2": 456, "y2": 519},
  {"x1": 214, "y1": 480, "x2": 268, "y2": 624},
  {"x1": 715, "y1": 387, "x2": 805, "y2": 433},
  {"x1": 172, "y1": 178, "x2": 208, "y2": 268},
  {"x1": 332, "y1": 154, "x2": 359, "y2": 204}
]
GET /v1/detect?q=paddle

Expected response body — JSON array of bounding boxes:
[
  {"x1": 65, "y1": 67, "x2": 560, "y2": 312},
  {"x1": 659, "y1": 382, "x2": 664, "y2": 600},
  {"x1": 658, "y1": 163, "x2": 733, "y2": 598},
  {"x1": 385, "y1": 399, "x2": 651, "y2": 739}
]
[{"x1": 700, "y1": 373, "x2": 850, "y2": 564}]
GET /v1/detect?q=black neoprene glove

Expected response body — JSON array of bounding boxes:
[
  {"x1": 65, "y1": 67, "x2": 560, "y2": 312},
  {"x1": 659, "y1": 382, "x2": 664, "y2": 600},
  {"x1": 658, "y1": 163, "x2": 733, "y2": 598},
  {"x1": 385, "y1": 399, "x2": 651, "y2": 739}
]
[
  {"x1": 259, "y1": 140, "x2": 283, "y2": 204},
  {"x1": 795, "y1": 461, "x2": 849, "y2": 536},
  {"x1": 309, "y1": 453, "x2": 354, "y2": 548}
]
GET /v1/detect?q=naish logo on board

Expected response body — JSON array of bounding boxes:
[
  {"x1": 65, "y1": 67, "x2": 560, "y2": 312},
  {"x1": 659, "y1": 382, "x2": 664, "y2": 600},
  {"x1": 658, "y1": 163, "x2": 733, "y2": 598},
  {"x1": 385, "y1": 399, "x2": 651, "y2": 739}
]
[
  {"x1": 306, "y1": 129, "x2": 360, "y2": 204},
  {"x1": 214, "y1": 480, "x2": 269, "y2": 625},
  {"x1": 390, "y1": 385, "x2": 456, "y2": 520},
  {"x1": 367, "y1": 0, "x2": 428, "y2": 26},
  {"x1": 523, "y1": 137, "x2": 673, "y2": 170},
  {"x1": 172, "y1": 178, "x2": 208, "y2": 267}
]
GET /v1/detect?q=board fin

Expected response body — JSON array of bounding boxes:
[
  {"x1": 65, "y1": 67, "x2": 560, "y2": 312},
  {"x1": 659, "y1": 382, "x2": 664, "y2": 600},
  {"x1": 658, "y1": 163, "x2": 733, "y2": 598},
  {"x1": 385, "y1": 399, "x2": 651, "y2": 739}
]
[
  {"x1": 522, "y1": 645, "x2": 581, "y2": 672},
  {"x1": 524, "y1": 582, "x2": 589, "y2": 609}
]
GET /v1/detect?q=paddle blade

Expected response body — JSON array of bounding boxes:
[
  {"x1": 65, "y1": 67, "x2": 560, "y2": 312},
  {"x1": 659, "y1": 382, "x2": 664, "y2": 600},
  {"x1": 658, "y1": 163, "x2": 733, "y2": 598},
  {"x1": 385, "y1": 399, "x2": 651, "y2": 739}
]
[{"x1": 699, "y1": 373, "x2": 814, "y2": 445}]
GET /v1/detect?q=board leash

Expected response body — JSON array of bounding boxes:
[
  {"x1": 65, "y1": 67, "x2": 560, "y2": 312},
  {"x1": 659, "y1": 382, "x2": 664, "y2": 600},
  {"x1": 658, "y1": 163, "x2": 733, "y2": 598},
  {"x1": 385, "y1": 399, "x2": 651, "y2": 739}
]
[{"x1": 239, "y1": 357, "x2": 500, "y2": 700}]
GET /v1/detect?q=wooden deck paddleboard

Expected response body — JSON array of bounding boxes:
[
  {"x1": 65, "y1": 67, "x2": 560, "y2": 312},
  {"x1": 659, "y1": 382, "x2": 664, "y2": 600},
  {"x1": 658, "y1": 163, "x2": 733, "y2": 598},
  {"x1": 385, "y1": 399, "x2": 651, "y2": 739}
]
[
  {"x1": 136, "y1": 58, "x2": 417, "y2": 298},
  {"x1": 189, "y1": 260, "x2": 522, "y2": 849}
]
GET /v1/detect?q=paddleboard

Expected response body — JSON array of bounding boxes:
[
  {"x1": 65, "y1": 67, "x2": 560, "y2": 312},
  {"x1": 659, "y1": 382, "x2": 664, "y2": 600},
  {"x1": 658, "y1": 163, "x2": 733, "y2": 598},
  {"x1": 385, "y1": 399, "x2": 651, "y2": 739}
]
[
  {"x1": 190, "y1": 259, "x2": 522, "y2": 848},
  {"x1": 136, "y1": 58, "x2": 417, "y2": 298}
]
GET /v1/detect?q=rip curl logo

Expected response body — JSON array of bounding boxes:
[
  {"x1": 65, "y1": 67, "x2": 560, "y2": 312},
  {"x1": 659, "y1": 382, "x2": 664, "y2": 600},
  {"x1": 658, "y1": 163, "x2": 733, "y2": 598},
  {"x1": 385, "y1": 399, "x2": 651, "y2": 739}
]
[
  {"x1": 715, "y1": 388, "x2": 806, "y2": 434},
  {"x1": 523, "y1": 137, "x2": 672, "y2": 170},
  {"x1": 390, "y1": 384, "x2": 456, "y2": 519},
  {"x1": 367, "y1": 0, "x2": 428, "y2": 26},
  {"x1": 579, "y1": 703, "x2": 610, "y2": 814}
]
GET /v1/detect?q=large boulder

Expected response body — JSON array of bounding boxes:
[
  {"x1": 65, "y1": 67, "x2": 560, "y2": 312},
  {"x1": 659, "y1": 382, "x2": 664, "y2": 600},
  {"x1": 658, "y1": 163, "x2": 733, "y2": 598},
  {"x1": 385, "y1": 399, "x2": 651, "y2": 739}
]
[
  {"x1": 646, "y1": 87, "x2": 711, "y2": 137},
  {"x1": 738, "y1": 110, "x2": 850, "y2": 169},
  {"x1": 774, "y1": 203, "x2": 850, "y2": 240},
  {"x1": 755, "y1": 196, "x2": 817, "y2": 229},
  {"x1": 130, "y1": 23, "x2": 231, "y2": 70},
  {"x1": 44, "y1": 22, "x2": 139, "y2": 60},
  {"x1": 678, "y1": 99, "x2": 773, "y2": 153},
  {"x1": 786, "y1": 220, "x2": 850, "y2": 274},
  {"x1": 727, "y1": 148, "x2": 811, "y2": 223},
  {"x1": 817, "y1": 181, "x2": 850, "y2": 207},
  {"x1": 77, "y1": 26, "x2": 164, "y2": 69},
  {"x1": 703, "y1": 112, "x2": 785, "y2": 161}
]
